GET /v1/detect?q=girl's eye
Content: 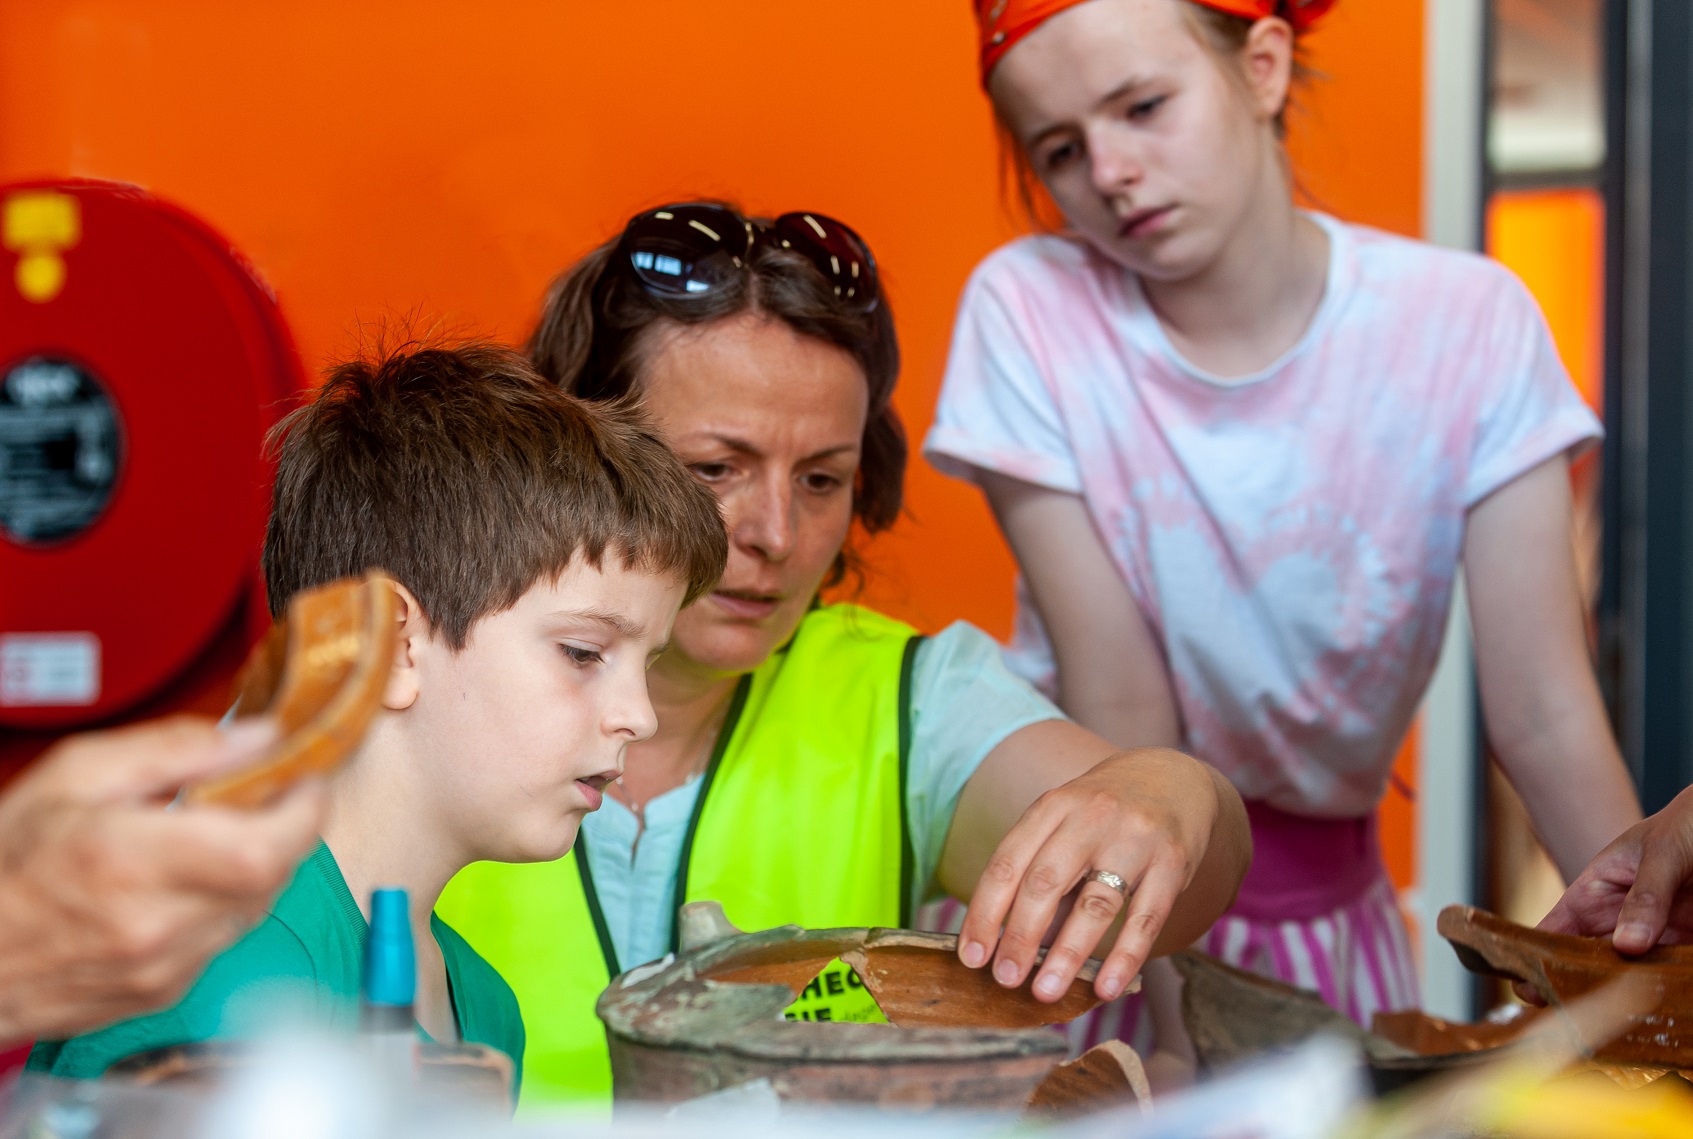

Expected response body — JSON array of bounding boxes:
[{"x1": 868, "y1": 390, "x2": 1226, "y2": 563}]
[
  {"x1": 1127, "y1": 95, "x2": 1167, "y2": 121},
  {"x1": 690, "y1": 461, "x2": 732, "y2": 482},
  {"x1": 802, "y1": 472, "x2": 844, "y2": 493},
  {"x1": 562, "y1": 645, "x2": 604, "y2": 668},
  {"x1": 1043, "y1": 142, "x2": 1080, "y2": 172}
]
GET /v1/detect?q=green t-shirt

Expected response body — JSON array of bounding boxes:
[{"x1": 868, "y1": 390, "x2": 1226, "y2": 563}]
[{"x1": 28, "y1": 843, "x2": 525, "y2": 1093}]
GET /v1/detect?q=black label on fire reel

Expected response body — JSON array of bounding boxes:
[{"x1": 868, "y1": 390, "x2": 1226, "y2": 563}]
[{"x1": 0, "y1": 357, "x2": 123, "y2": 545}]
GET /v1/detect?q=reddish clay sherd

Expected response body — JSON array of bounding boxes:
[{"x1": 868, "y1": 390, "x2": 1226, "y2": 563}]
[
  {"x1": 186, "y1": 573, "x2": 396, "y2": 809},
  {"x1": 1438, "y1": 904, "x2": 1693, "y2": 1068}
]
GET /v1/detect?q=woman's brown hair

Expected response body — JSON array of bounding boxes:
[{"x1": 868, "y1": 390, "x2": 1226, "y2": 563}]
[{"x1": 527, "y1": 207, "x2": 906, "y2": 583}]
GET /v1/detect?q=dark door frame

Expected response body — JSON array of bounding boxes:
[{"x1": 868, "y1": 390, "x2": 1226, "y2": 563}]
[{"x1": 1598, "y1": 0, "x2": 1693, "y2": 813}]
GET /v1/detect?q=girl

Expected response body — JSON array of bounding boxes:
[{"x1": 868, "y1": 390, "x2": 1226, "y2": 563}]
[{"x1": 926, "y1": 0, "x2": 1641, "y2": 1046}]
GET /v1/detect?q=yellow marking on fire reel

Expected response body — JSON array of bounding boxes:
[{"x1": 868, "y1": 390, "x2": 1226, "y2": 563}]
[{"x1": 4, "y1": 190, "x2": 81, "y2": 303}]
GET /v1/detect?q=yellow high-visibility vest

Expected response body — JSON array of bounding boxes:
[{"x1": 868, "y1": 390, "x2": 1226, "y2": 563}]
[{"x1": 437, "y1": 604, "x2": 921, "y2": 1109}]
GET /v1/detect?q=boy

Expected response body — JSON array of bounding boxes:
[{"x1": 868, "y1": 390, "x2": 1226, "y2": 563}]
[{"x1": 28, "y1": 342, "x2": 728, "y2": 1091}]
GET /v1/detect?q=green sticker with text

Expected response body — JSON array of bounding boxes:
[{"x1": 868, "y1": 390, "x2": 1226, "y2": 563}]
[{"x1": 781, "y1": 958, "x2": 888, "y2": 1023}]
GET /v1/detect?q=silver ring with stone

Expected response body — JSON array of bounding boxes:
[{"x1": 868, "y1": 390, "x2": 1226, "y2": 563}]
[{"x1": 1088, "y1": 869, "x2": 1128, "y2": 896}]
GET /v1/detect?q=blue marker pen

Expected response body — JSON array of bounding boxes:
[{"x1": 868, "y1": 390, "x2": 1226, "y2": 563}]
[{"x1": 363, "y1": 887, "x2": 418, "y2": 1081}]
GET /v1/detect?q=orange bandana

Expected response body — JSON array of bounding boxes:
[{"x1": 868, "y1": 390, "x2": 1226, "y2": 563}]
[{"x1": 974, "y1": 0, "x2": 1336, "y2": 84}]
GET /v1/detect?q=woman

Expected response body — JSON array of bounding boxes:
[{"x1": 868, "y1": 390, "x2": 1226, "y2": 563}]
[
  {"x1": 437, "y1": 202, "x2": 1250, "y2": 1108},
  {"x1": 925, "y1": 0, "x2": 1640, "y2": 1051}
]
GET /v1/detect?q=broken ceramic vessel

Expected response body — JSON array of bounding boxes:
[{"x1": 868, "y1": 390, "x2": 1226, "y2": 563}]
[{"x1": 598, "y1": 901, "x2": 1143, "y2": 1113}]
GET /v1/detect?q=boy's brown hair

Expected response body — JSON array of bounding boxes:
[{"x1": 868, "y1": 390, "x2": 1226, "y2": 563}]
[{"x1": 262, "y1": 340, "x2": 727, "y2": 649}]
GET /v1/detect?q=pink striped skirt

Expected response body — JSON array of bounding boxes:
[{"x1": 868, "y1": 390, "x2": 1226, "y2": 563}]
[{"x1": 917, "y1": 800, "x2": 1420, "y2": 1053}]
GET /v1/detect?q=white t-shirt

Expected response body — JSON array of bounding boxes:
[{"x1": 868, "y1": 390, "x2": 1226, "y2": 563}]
[{"x1": 925, "y1": 214, "x2": 1601, "y2": 818}]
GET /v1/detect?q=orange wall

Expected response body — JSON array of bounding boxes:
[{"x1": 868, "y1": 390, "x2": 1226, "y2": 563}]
[
  {"x1": 1287, "y1": 4, "x2": 1425, "y2": 241},
  {"x1": 0, "y1": 0, "x2": 1424, "y2": 642},
  {"x1": 1, "y1": 0, "x2": 1427, "y2": 885},
  {"x1": 1488, "y1": 189, "x2": 1605, "y2": 413}
]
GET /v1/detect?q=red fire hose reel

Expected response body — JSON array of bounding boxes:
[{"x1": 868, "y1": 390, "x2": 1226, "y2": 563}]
[{"x1": 0, "y1": 180, "x2": 304, "y2": 732}]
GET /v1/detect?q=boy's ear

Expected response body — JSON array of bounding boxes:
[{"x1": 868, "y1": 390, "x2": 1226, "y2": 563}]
[{"x1": 382, "y1": 582, "x2": 429, "y2": 712}]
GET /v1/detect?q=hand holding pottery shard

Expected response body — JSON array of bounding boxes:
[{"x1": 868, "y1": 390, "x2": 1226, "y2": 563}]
[
  {"x1": 1439, "y1": 904, "x2": 1693, "y2": 1068},
  {"x1": 187, "y1": 573, "x2": 396, "y2": 809}
]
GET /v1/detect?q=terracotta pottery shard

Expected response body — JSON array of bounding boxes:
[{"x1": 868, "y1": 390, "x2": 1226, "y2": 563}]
[
  {"x1": 841, "y1": 929, "x2": 1114, "y2": 1029},
  {"x1": 1172, "y1": 950, "x2": 1508, "y2": 1095},
  {"x1": 1369, "y1": 1008, "x2": 1693, "y2": 1089},
  {"x1": 698, "y1": 935, "x2": 867, "y2": 996},
  {"x1": 1573, "y1": 1063, "x2": 1688, "y2": 1090},
  {"x1": 186, "y1": 574, "x2": 396, "y2": 810},
  {"x1": 1371, "y1": 1007, "x2": 1541, "y2": 1056},
  {"x1": 678, "y1": 899, "x2": 745, "y2": 951},
  {"x1": 1173, "y1": 949, "x2": 1376, "y2": 1070},
  {"x1": 1024, "y1": 1040, "x2": 1150, "y2": 1118},
  {"x1": 1438, "y1": 904, "x2": 1693, "y2": 1068}
]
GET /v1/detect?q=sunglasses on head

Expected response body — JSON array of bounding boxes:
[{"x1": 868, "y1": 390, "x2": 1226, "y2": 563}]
[{"x1": 613, "y1": 203, "x2": 880, "y2": 313}]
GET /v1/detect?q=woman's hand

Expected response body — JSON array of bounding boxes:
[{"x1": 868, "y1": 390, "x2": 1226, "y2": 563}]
[
  {"x1": 0, "y1": 717, "x2": 323, "y2": 1046},
  {"x1": 941, "y1": 723, "x2": 1249, "y2": 1004},
  {"x1": 1538, "y1": 785, "x2": 1693, "y2": 953},
  {"x1": 944, "y1": 471, "x2": 1248, "y2": 1002}
]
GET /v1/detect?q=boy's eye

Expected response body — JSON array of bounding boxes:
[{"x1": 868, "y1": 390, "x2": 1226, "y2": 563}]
[
  {"x1": 561, "y1": 644, "x2": 604, "y2": 668},
  {"x1": 1127, "y1": 95, "x2": 1167, "y2": 121}
]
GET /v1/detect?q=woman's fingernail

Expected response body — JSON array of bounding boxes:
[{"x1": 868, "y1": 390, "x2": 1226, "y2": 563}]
[
  {"x1": 1034, "y1": 972, "x2": 1062, "y2": 999},
  {"x1": 995, "y1": 959, "x2": 1021, "y2": 986},
  {"x1": 1617, "y1": 922, "x2": 1651, "y2": 949},
  {"x1": 1099, "y1": 972, "x2": 1123, "y2": 1000},
  {"x1": 960, "y1": 940, "x2": 987, "y2": 969}
]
